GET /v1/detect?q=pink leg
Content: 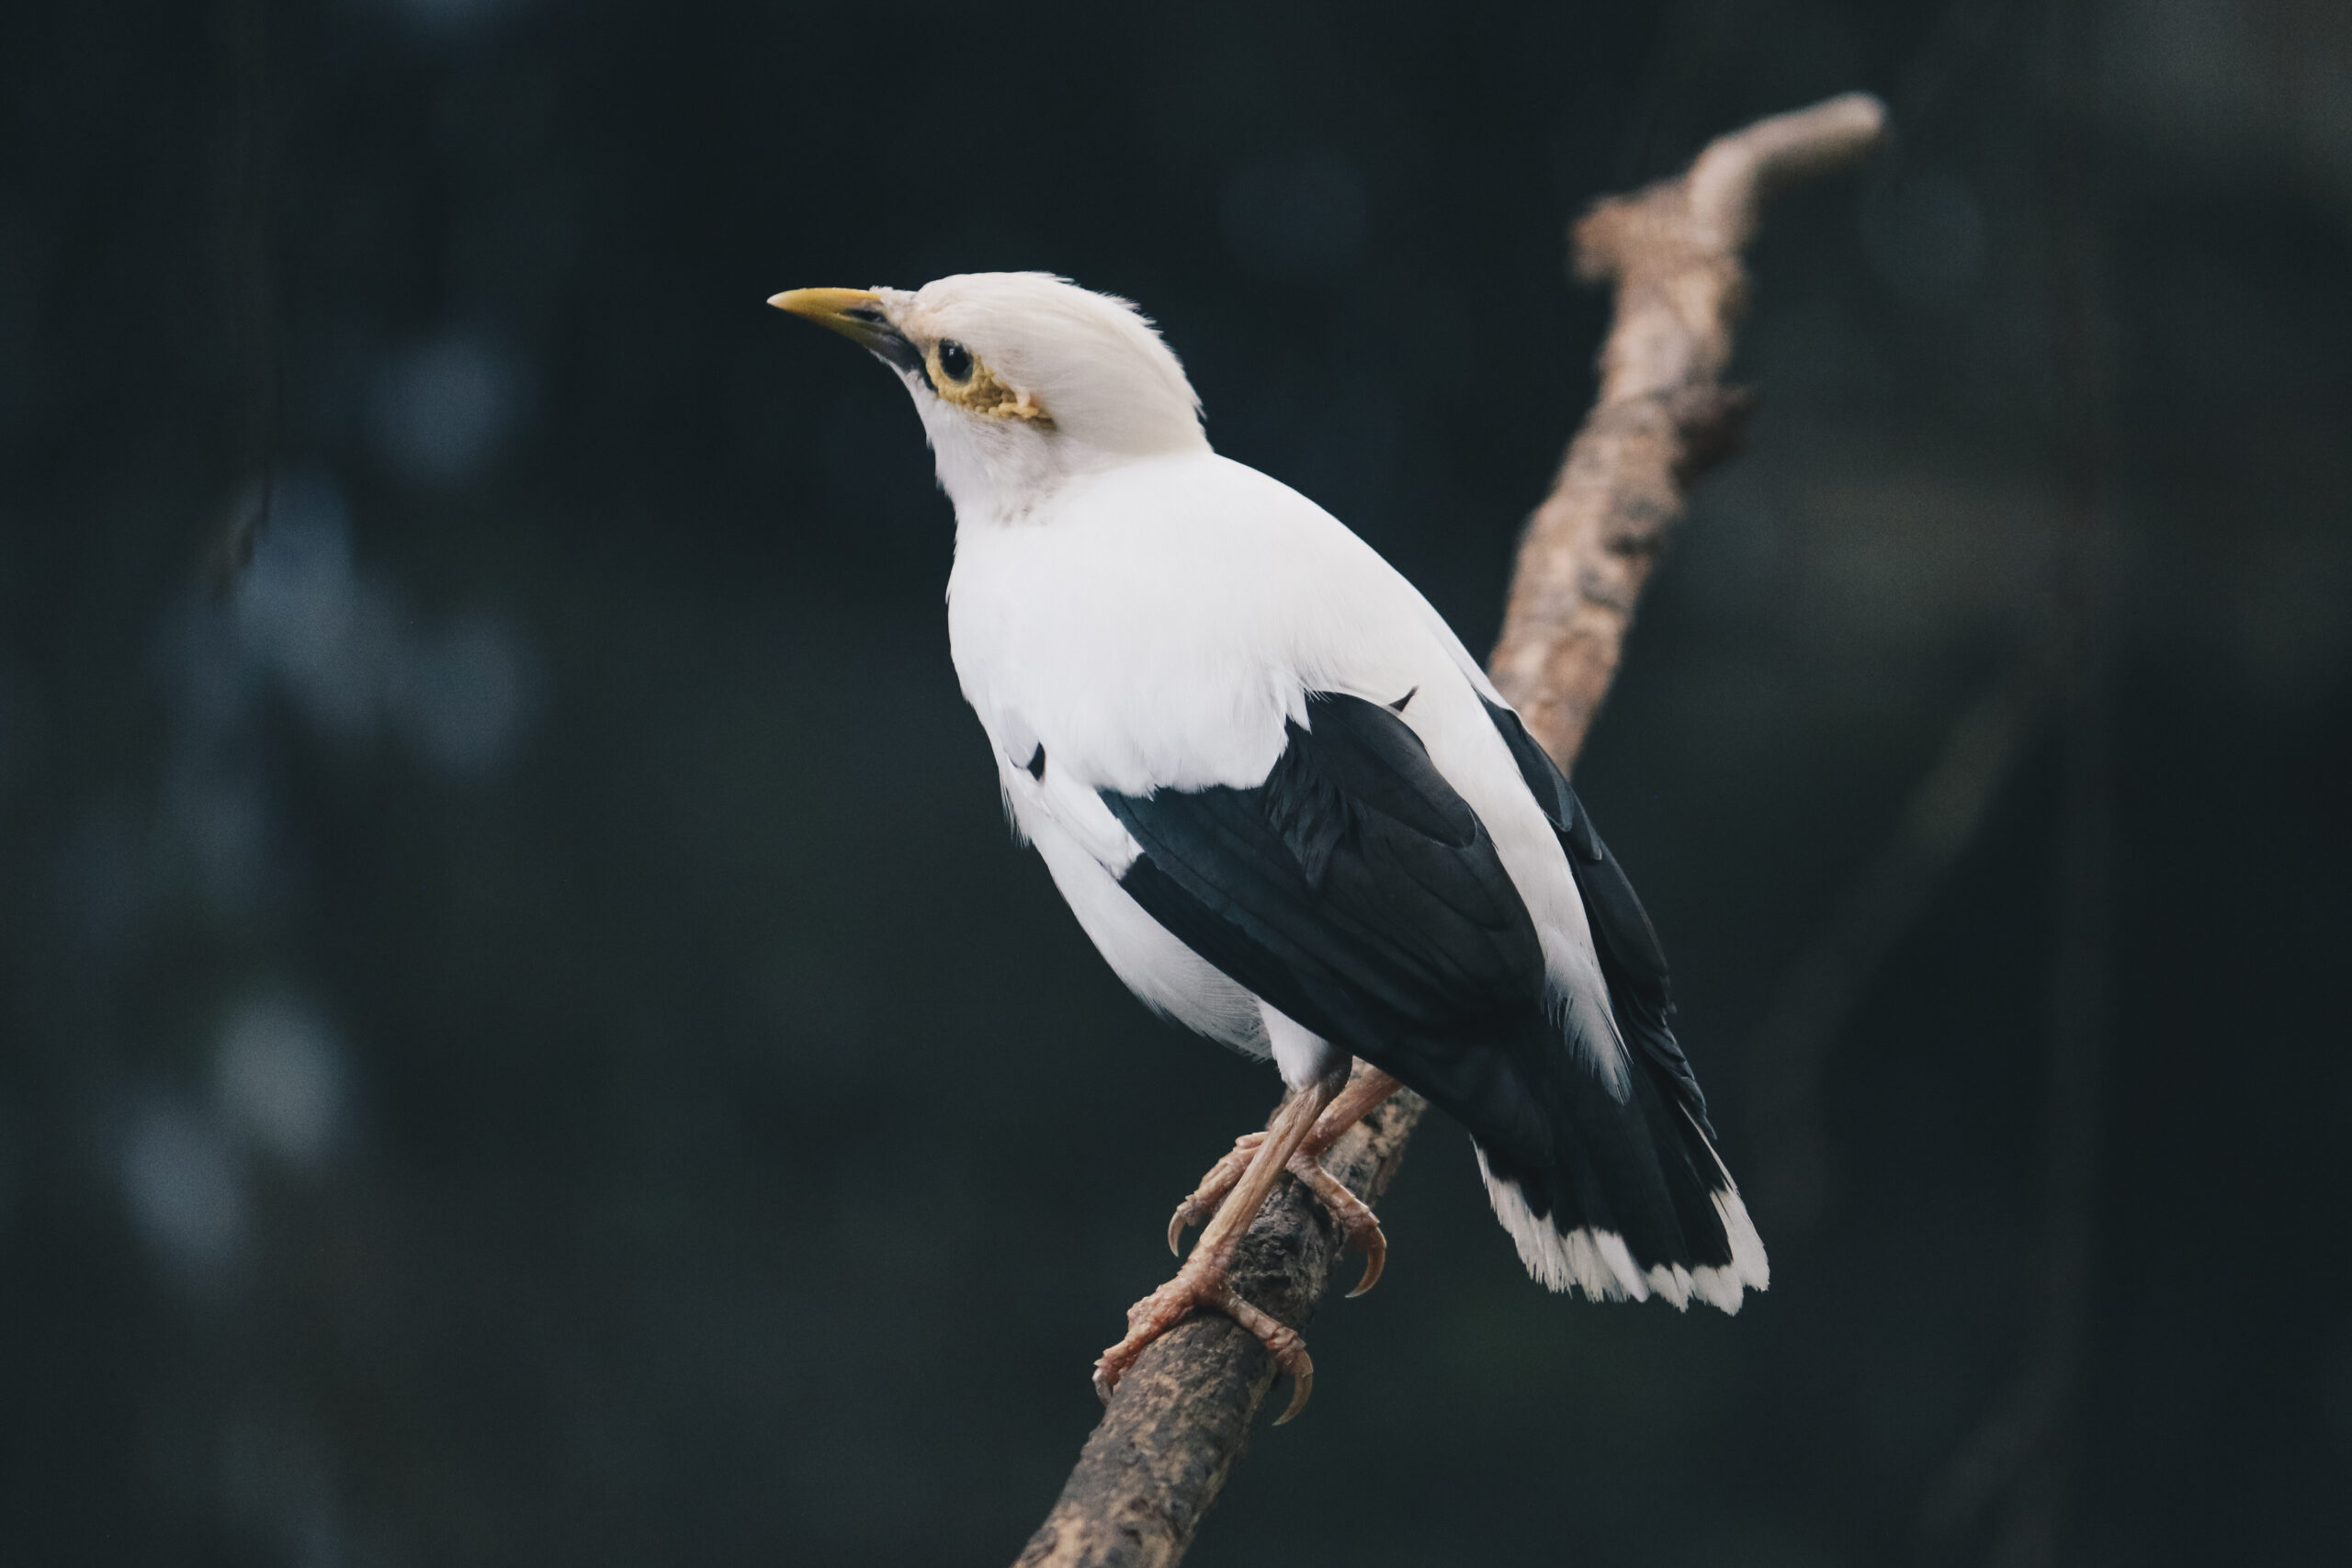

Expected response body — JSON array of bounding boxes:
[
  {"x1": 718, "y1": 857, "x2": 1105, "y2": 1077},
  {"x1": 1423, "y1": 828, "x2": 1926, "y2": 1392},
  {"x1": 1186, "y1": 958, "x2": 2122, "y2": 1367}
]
[
  {"x1": 1167, "y1": 1066, "x2": 1403, "y2": 1297},
  {"x1": 1094, "y1": 1070, "x2": 1346, "y2": 1423}
]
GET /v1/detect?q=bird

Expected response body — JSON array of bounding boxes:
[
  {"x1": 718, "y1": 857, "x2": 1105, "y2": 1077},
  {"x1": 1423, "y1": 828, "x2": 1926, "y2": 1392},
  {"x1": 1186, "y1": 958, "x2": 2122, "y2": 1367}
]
[{"x1": 769, "y1": 272, "x2": 1768, "y2": 1422}]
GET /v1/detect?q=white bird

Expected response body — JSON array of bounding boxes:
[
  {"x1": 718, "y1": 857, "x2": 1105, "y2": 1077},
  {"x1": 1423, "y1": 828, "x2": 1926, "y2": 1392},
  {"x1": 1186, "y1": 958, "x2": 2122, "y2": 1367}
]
[{"x1": 770, "y1": 273, "x2": 1768, "y2": 1421}]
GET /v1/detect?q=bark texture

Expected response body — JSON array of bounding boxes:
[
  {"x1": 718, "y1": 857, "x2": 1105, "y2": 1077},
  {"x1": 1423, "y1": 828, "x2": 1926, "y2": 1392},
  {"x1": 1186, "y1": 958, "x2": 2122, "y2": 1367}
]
[
  {"x1": 1490, "y1": 91, "x2": 1887, "y2": 763},
  {"x1": 1015, "y1": 91, "x2": 1888, "y2": 1568}
]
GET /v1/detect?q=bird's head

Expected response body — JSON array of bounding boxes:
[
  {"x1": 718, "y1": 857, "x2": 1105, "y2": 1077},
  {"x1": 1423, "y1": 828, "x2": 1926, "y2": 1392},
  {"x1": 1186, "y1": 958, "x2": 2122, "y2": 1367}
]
[{"x1": 769, "y1": 272, "x2": 1206, "y2": 521}]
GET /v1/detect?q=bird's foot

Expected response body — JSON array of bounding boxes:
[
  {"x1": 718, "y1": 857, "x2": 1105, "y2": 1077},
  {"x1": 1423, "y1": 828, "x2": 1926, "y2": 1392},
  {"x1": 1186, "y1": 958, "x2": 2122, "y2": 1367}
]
[
  {"x1": 1165, "y1": 1132, "x2": 1266, "y2": 1250},
  {"x1": 1091, "y1": 1260, "x2": 1315, "y2": 1424},
  {"x1": 1283, "y1": 1152, "x2": 1387, "y2": 1296},
  {"x1": 1168, "y1": 1138, "x2": 1386, "y2": 1298},
  {"x1": 1106, "y1": 1069, "x2": 1358, "y2": 1423}
]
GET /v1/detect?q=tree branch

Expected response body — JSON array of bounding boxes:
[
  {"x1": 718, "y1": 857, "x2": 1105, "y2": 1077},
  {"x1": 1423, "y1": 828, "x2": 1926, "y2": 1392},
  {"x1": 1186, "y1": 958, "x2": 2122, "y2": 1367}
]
[
  {"x1": 1015, "y1": 91, "x2": 1888, "y2": 1568},
  {"x1": 1490, "y1": 90, "x2": 1886, "y2": 761}
]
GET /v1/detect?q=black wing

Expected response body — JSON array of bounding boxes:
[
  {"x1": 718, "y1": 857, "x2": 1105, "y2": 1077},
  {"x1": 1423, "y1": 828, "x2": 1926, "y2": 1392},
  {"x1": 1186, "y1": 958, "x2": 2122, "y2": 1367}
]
[
  {"x1": 1478, "y1": 697, "x2": 1713, "y2": 1138},
  {"x1": 1102, "y1": 692, "x2": 1548, "y2": 1059},
  {"x1": 1106, "y1": 690, "x2": 1748, "y2": 1284}
]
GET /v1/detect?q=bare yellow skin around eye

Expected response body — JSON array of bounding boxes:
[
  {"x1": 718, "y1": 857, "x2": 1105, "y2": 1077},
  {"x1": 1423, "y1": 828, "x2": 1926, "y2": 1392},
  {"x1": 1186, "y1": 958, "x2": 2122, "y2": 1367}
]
[{"x1": 928, "y1": 345, "x2": 1053, "y2": 426}]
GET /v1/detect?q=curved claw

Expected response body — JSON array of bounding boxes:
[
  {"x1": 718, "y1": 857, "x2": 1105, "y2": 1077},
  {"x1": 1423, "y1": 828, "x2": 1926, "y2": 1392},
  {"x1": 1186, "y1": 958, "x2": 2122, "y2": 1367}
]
[
  {"x1": 1346, "y1": 1229, "x2": 1387, "y2": 1298},
  {"x1": 1271, "y1": 1351, "x2": 1315, "y2": 1426},
  {"x1": 1208, "y1": 1283, "x2": 1316, "y2": 1426},
  {"x1": 1280, "y1": 1150, "x2": 1388, "y2": 1299},
  {"x1": 1167, "y1": 1134, "x2": 1265, "y2": 1256}
]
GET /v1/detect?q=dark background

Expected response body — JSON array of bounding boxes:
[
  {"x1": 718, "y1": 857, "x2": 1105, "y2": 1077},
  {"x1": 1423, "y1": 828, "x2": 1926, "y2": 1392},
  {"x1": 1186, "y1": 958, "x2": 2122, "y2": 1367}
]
[{"x1": 5, "y1": 1, "x2": 2348, "y2": 1563}]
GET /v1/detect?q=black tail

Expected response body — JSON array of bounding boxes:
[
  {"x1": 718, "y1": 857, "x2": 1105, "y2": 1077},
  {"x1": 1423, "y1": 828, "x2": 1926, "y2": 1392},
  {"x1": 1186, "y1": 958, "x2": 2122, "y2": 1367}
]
[
  {"x1": 1470, "y1": 1032, "x2": 1768, "y2": 1311},
  {"x1": 1473, "y1": 697, "x2": 1769, "y2": 1311}
]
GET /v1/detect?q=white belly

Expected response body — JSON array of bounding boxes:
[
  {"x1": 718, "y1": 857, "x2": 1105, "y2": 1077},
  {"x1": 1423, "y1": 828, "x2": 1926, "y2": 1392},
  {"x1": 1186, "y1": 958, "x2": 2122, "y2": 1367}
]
[{"x1": 1008, "y1": 764, "x2": 1271, "y2": 1057}]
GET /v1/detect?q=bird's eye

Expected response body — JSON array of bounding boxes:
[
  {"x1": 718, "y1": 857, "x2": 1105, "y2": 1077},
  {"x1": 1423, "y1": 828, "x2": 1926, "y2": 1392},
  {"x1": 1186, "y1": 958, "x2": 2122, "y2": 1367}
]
[{"x1": 936, "y1": 339, "x2": 973, "y2": 382}]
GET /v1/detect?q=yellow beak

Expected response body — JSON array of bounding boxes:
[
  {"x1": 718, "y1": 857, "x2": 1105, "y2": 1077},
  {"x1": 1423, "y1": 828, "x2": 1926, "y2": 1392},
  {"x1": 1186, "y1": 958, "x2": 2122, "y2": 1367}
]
[
  {"x1": 768, "y1": 287, "x2": 924, "y2": 377},
  {"x1": 768, "y1": 286, "x2": 882, "y2": 335}
]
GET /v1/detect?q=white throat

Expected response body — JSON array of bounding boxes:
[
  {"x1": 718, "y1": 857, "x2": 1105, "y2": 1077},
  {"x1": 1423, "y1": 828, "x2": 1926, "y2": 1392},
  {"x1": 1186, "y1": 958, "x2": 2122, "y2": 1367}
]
[{"x1": 912, "y1": 389, "x2": 1086, "y2": 526}]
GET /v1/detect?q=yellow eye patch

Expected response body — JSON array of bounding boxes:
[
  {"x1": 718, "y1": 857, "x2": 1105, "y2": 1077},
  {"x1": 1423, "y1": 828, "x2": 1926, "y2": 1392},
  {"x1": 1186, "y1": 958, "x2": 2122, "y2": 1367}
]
[{"x1": 927, "y1": 341, "x2": 1052, "y2": 426}]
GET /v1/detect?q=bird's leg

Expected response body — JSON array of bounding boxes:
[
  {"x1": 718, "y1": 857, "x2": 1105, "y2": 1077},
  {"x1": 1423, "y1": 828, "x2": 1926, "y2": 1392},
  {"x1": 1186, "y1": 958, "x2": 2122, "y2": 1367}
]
[
  {"x1": 1168, "y1": 1066, "x2": 1404, "y2": 1297},
  {"x1": 1094, "y1": 1069, "x2": 1344, "y2": 1423},
  {"x1": 1164, "y1": 1134, "x2": 1266, "y2": 1245},
  {"x1": 1300, "y1": 1065, "x2": 1408, "y2": 1159}
]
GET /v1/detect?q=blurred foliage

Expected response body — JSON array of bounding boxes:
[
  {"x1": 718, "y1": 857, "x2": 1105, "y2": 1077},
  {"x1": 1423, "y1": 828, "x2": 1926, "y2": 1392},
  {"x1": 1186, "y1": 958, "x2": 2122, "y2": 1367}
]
[{"x1": 1, "y1": 0, "x2": 2348, "y2": 1563}]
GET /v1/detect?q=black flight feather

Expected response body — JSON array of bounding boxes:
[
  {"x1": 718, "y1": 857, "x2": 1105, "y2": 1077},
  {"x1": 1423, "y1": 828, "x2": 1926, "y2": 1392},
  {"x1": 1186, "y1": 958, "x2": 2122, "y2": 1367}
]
[
  {"x1": 1477, "y1": 698, "x2": 1713, "y2": 1139},
  {"x1": 1102, "y1": 692, "x2": 1745, "y2": 1282}
]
